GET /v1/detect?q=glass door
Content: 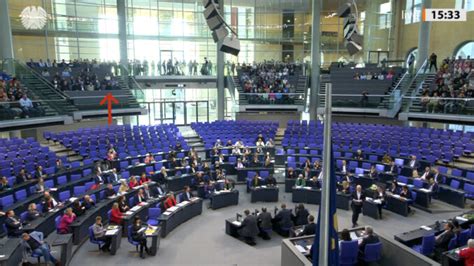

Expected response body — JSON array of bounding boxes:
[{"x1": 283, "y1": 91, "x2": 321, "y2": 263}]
[
  {"x1": 174, "y1": 102, "x2": 185, "y2": 125},
  {"x1": 197, "y1": 101, "x2": 209, "y2": 122},
  {"x1": 162, "y1": 102, "x2": 175, "y2": 124},
  {"x1": 186, "y1": 102, "x2": 197, "y2": 124}
]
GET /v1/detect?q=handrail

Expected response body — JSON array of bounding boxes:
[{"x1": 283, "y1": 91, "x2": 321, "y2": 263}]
[{"x1": 14, "y1": 60, "x2": 68, "y2": 100}]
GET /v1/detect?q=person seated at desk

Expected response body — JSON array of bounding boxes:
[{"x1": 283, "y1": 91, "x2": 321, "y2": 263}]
[
  {"x1": 128, "y1": 176, "x2": 139, "y2": 189},
  {"x1": 287, "y1": 167, "x2": 296, "y2": 179},
  {"x1": 131, "y1": 217, "x2": 150, "y2": 259},
  {"x1": 170, "y1": 157, "x2": 180, "y2": 169},
  {"x1": 105, "y1": 183, "x2": 116, "y2": 198},
  {"x1": 250, "y1": 174, "x2": 262, "y2": 188},
  {"x1": 382, "y1": 153, "x2": 392, "y2": 164},
  {"x1": 302, "y1": 159, "x2": 311, "y2": 169},
  {"x1": 264, "y1": 155, "x2": 272, "y2": 168},
  {"x1": 265, "y1": 138, "x2": 274, "y2": 147},
  {"x1": 164, "y1": 194, "x2": 177, "y2": 210},
  {"x1": 108, "y1": 168, "x2": 120, "y2": 184},
  {"x1": 235, "y1": 139, "x2": 244, "y2": 148},
  {"x1": 94, "y1": 171, "x2": 105, "y2": 185},
  {"x1": 72, "y1": 199, "x2": 85, "y2": 217},
  {"x1": 256, "y1": 133, "x2": 266, "y2": 144},
  {"x1": 181, "y1": 186, "x2": 193, "y2": 201},
  {"x1": 307, "y1": 175, "x2": 320, "y2": 188},
  {"x1": 354, "y1": 149, "x2": 364, "y2": 161},
  {"x1": 388, "y1": 161, "x2": 398, "y2": 174},
  {"x1": 58, "y1": 207, "x2": 76, "y2": 234},
  {"x1": 42, "y1": 191, "x2": 60, "y2": 212},
  {"x1": 256, "y1": 138, "x2": 265, "y2": 147},
  {"x1": 427, "y1": 179, "x2": 439, "y2": 201},
  {"x1": 225, "y1": 139, "x2": 233, "y2": 147},
  {"x1": 217, "y1": 154, "x2": 225, "y2": 164},
  {"x1": 338, "y1": 180, "x2": 351, "y2": 195},
  {"x1": 399, "y1": 185, "x2": 412, "y2": 200},
  {"x1": 368, "y1": 165, "x2": 378, "y2": 179},
  {"x1": 412, "y1": 169, "x2": 420, "y2": 179},
  {"x1": 234, "y1": 158, "x2": 244, "y2": 170},
  {"x1": 266, "y1": 175, "x2": 277, "y2": 187},
  {"x1": 273, "y1": 204, "x2": 294, "y2": 237},
  {"x1": 435, "y1": 222, "x2": 455, "y2": 255},
  {"x1": 144, "y1": 153, "x2": 155, "y2": 165},
  {"x1": 388, "y1": 180, "x2": 399, "y2": 194},
  {"x1": 232, "y1": 146, "x2": 242, "y2": 156},
  {"x1": 239, "y1": 209, "x2": 259, "y2": 246},
  {"x1": 407, "y1": 155, "x2": 419, "y2": 169},
  {"x1": 0, "y1": 176, "x2": 11, "y2": 191},
  {"x1": 36, "y1": 177, "x2": 48, "y2": 193},
  {"x1": 56, "y1": 159, "x2": 65, "y2": 171},
  {"x1": 420, "y1": 166, "x2": 432, "y2": 180},
  {"x1": 135, "y1": 188, "x2": 148, "y2": 204},
  {"x1": 157, "y1": 167, "x2": 168, "y2": 183},
  {"x1": 174, "y1": 142, "x2": 183, "y2": 151},
  {"x1": 5, "y1": 210, "x2": 24, "y2": 237},
  {"x1": 339, "y1": 160, "x2": 348, "y2": 174},
  {"x1": 223, "y1": 178, "x2": 235, "y2": 191},
  {"x1": 340, "y1": 228, "x2": 352, "y2": 242},
  {"x1": 21, "y1": 232, "x2": 60, "y2": 266},
  {"x1": 119, "y1": 179, "x2": 130, "y2": 194},
  {"x1": 295, "y1": 174, "x2": 306, "y2": 187},
  {"x1": 293, "y1": 203, "x2": 309, "y2": 226},
  {"x1": 110, "y1": 202, "x2": 124, "y2": 225},
  {"x1": 117, "y1": 195, "x2": 130, "y2": 213},
  {"x1": 459, "y1": 239, "x2": 474, "y2": 266},
  {"x1": 92, "y1": 216, "x2": 111, "y2": 252},
  {"x1": 139, "y1": 173, "x2": 150, "y2": 185},
  {"x1": 26, "y1": 203, "x2": 41, "y2": 222},
  {"x1": 82, "y1": 195, "x2": 95, "y2": 209},
  {"x1": 211, "y1": 147, "x2": 220, "y2": 157},
  {"x1": 373, "y1": 185, "x2": 386, "y2": 218},
  {"x1": 16, "y1": 168, "x2": 32, "y2": 184},
  {"x1": 303, "y1": 167, "x2": 311, "y2": 179},
  {"x1": 34, "y1": 165, "x2": 46, "y2": 179},
  {"x1": 249, "y1": 155, "x2": 261, "y2": 167},
  {"x1": 313, "y1": 160, "x2": 322, "y2": 171},
  {"x1": 257, "y1": 207, "x2": 272, "y2": 240},
  {"x1": 359, "y1": 226, "x2": 380, "y2": 257},
  {"x1": 351, "y1": 185, "x2": 365, "y2": 228},
  {"x1": 298, "y1": 215, "x2": 316, "y2": 236},
  {"x1": 214, "y1": 139, "x2": 223, "y2": 148}
]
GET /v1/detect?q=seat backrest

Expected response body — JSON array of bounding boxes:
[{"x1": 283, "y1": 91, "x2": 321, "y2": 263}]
[
  {"x1": 88, "y1": 225, "x2": 97, "y2": 241},
  {"x1": 55, "y1": 215, "x2": 61, "y2": 232},
  {"x1": 59, "y1": 191, "x2": 70, "y2": 202},
  {"x1": 448, "y1": 235, "x2": 457, "y2": 250},
  {"x1": 421, "y1": 234, "x2": 435, "y2": 255},
  {"x1": 148, "y1": 207, "x2": 161, "y2": 219},
  {"x1": 458, "y1": 229, "x2": 470, "y2": 247},
  {"x1": 450, "y1": 179, "x2": 460, "y2": 189},
  {"x1": 340, "y1": 240, "x2": 358, "y2": 263},
  {"x1": 364, "y1": 242, "x2": 382, "y2": 262}
]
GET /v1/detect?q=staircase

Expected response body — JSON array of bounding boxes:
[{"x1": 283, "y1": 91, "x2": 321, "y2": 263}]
[
  {"x1": 317, "y1": 74, "x2": 332, "y2": 107},
  {"x1": 15, "y1": 62, "x2": 78, "y2": 116},
  {"x1": 118, "y1": 76, "x2": 142, "y2": 108},
  {"x1": 294, "y1": 75, "x2": 308, "y2": 105},
  {"x1": 407, "y1": 74, "x2": 437, "y2": 112},
  {"x1": 401, "y1": 73, "x2": 435, "y2": 112}
]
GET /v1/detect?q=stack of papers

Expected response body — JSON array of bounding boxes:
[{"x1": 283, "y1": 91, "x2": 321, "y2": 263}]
[
  {"x1": 419, "y1": 188, "x2": 430, "y2": 193},
  {"x1": 125, "y1": 211, "x2": 134, "y2": 216},
  {"x1": 350, "y1": 232, "x2": 358, "y2": 240},
  {"x1": 69, "y1": 197, "x2": 78, "y2": 202},
  {"x1": 456, "y1": 216, "x2": 468, "y2": 222},
  {"x1": 190, "y1": 197, "x2": 200, "y2": 202},
  {"x1": 304, "y1": 186, "x2": 312, "y2": 190},
  {"x1": 49, "y1": 188, "x2": 58, "y2": 191},
  {"x1": 138, "y1": 202, "x2": 148, "y2": 206},
  {"x1": 105, "y1": 229, "x2": 119, "y2": 236},
  {"x1": 232, "y1": 221, "x2": 241, "y2": 226},
  {"x1": 168, "y1": 206, "x2": 178, "y2": 212},
  {"x1": 131, "y1": 206, "x2": 141, "y2": 212},
  {"x1": 177, "y1": 201, "x2": 188, "y2": 207},
  {"x1": 392, "y1": 194, "x2": 401, "y2": 199},
  {"x1": 373, "y1": 199, "x2": 382, "y2": 204},
  {"x1": 162, "y1": 211, "x2": 171, "y2": 216},
  {"x1": 261, "y1": 185, "x2": 267, "y2": 188},
  {"x1": 145, "y1": 228, "x2": 156, "y2": 236},
  {"x1": 295, "y1": 245, "x2": 307, "y2": 254},
  {"x1": 420, "y1": 225, "x2": 432, "y2": 231},
  {"x1": 107, "y1": 225, "x2": 118, "y2": 230}
]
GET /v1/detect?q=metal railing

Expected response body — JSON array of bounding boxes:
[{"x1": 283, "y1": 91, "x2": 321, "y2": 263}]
[
  {"x1": 318, "y1": 93, "x2": 390, "y2": 109},
  {"x1": 403, "y1": 96, "x2": 474, "y2": 116},
  {"x1": 239, "y1": 92, "x2": 305, "y2": 105},
  {"x1": 118, "y1": 65, "x2": 146, "y2": 103},
  {"x1": 404, "y1": 59, "x2": 430, "y2": 112}
]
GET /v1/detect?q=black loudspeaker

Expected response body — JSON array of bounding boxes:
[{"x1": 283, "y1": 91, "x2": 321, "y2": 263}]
[
  {"x1": 212, "y1": 25, "x2": 229, "y2": 43},
  {"x1": 206, "y1": 15, "x2": 223, "y2": 30},
  {"x1": 204, "y1": 3, "x2": 219, "y2": 19},
  {"x1": 220, "y1": 37, "x2": 240, "y2": 56},
  {"x1": 348, "y1": 32, "x2": 363, "y2": 45},
  {"x1": 346, "y1": 40, "x2": 362, "y2": 56},
  {"x1": 337, "y1": 2, "x2": 352, "y2": 18}
]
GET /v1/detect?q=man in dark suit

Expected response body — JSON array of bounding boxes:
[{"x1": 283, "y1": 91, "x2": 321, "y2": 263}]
[
  {"x1": 108, "y1": 168, "x2": 120, "y2": 183},
  {"x1": 351, "y1": 185, "x2": 365, "y2": 228},
  {"x1": 105, "y1": 183, "x2": 116, "y2": 198},
  {"x1": 388, "y1": 161, "x2": 399, "y2": 175},
  {"x1": 298, "y1": 215, "x2": 316, "y2": 236},
  {"x1": 135, "y1": 188, "x2": 148, "y2": 203},
  {"x1": 16, "y1": 168, "x2": 30, "y2": 185},
  {"x1": 94, "y1": 172, "x2": 104, "y2": 185},
  {"x1": 238, "y1": 209, "x2": 259, "y2": 246},
  {"x1": 293, "y1": 203, "x2": 309, "y2": 226},
  {"x1": 257, "y1": 207, "x2": 272, "y2": 240},
  {"x1": 407, "y1": 155, "x2": 419, "y2": 169},
  {"x1": 5, "y1": 210, "x2": 24, "y2": 237},
  {"x1": 181, "y1": 186, "x2": 193, "y2": 201},
  {"x1": 34, "y1": 166, "x2": 46, "y2": 179},
  {"x1": 273, "y1": 204, "x2": 294, "y2": 237},
  {"x1": 359, "y1": 226, "x2": 380, "y2": 256},
  {"x1": 265, "y1": 175, "x2": 277, "y2": 187},
  {"x1": 250, "y1": 174, "x2": 261, "y2": 188},
  {"x1": 435, "y1": 222, "x2": 455, "y2": 256}
]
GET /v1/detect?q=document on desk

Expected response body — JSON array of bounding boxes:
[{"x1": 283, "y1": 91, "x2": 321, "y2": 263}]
[
  {"x1": 107, "y1": 225, "x2": 118, "y2": 230},
  {"x1": 419, "y1": 188, "x2": 430, "y2": 193},
  {"x1": 455, "y1": 216, "x2": 468, "y2": 222},
  {"x1": 392, "y1": 194, "x2": 401, "y2": 199},
  {"x1": 125, "y1": 211, "x2": 134, "y2": 216},
  {"x1": 49, "y1": 188, "x2": 58, "y2": 191},
  {"x1": 162, "y1": 211, "x2": 172, "y2": 216},
  {"x1": 350, "y1": 232, "x2": 358, "y2": 240},
  {"x1": 131, "y1": 206, "x2": 141, "y2": 212},
  {"x1": 232, "y1": 221, "x2": 241, "y2": 226},
  {"x1": 261, "y1": 185, "x2": 267, "y2": 188},
  {"x1": 190, "y1": 197, "x2": 200, "y2": 202},
  {"x1": 68, "y1": 197, "x2": 78, "y2": 202},
  {"x1": 373, "y1": 199, "x2": 382, "y2": 204},
  {"x1": 295, "y1": 245, "x2": 307, "y2": 254},
  {"x1": 304, "y1": 186, "x2": 312, "y2": 190},
  {"x1": 177, "y1": 201, "x2": 189, "y2": 207},
  {"x1": 420, "y1": 225, "x2": 432, "y2": 231},
  {"x1": 145, "y1": 228, "x2": 156, "y2": 236},
  {"x1": 105, "y1": 229, "x2": 119, "y2": 236},
  {"x1": 167, "y1": 206, "x2": 179, "y2": 212}
]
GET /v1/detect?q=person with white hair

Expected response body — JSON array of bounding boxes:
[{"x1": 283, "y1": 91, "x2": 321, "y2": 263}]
[{"x1": 459, "y1": 239, "x2": 474, "y2": 266}]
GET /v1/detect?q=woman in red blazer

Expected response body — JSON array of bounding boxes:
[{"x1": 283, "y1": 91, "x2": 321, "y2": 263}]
[
  {"x1": 164, "y1": 194, "x2": 176, "y2": 210},
  {"x1": 459, "y1": 239, "x2": 474, "y2": 266},
  {"x1": 128, "y1": 176, "x2": 139, "y2": 189},
  {"x1": 139, "y1": 173, "x2": 150, "y2": 185},
  {"x1": 58, "y1": 208, "x2": 76, "y2": 234},
  {"x1": 110, "y1": 203, "x2": 124, "y2": 225}
]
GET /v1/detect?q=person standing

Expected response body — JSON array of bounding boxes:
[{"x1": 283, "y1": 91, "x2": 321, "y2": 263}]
[
  {"x1": 238, "y1": 209, "x2": 259, "y2": 246},
  {"x1": 428, "y1": 52, "x2": 438, "y2": 72},
  {"x1": 351, "y1": 185, "x2": 365, "y2": 228},
  {"x1": 257, "y1": 207, "x2": 272, "y2": 240}
]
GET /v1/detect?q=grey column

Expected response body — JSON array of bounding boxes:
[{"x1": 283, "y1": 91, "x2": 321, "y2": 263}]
[
  {"x1": 416, "y1": 0, "x2": 432, "y2": 70},
  {"x1": 0, "y1": 0, "x2": 15, "y2": 75},
  {"x1": 117, "y1": 0, "x2": 128, "y2": 70},
  {"x1": 309, "y1": 0, "x2": 322, "y2": 120},
  {"x1": 216, "y1": 0, "x2": 225, "y2": 120}
]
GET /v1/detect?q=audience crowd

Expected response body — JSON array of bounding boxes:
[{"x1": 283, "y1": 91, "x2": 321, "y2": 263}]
[
  {"x1": 239, "y1": 61, "x2": 299, "y2": 104},
  {"x1": 0, "y1": 74, "x2": 45, "y2": 119},
  {"x1": 28, "y1": 58, "x2": 121, "y2": 91},
  {"x1": 353, "y1": 69, "x2": 397, "y2": 81},
  {"x1": 420, "y1": 56, "x2": 473, "y2": 114}
]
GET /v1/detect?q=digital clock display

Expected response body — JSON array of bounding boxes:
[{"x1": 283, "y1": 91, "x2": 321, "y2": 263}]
[{"x1": 423, "y1": 8, "x2": 467, "y2": 21}]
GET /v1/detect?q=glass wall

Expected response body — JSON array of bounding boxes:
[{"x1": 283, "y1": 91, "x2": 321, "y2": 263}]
[{"x1": 9, "y1": 0, "x2": 395, "y2": 67}]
